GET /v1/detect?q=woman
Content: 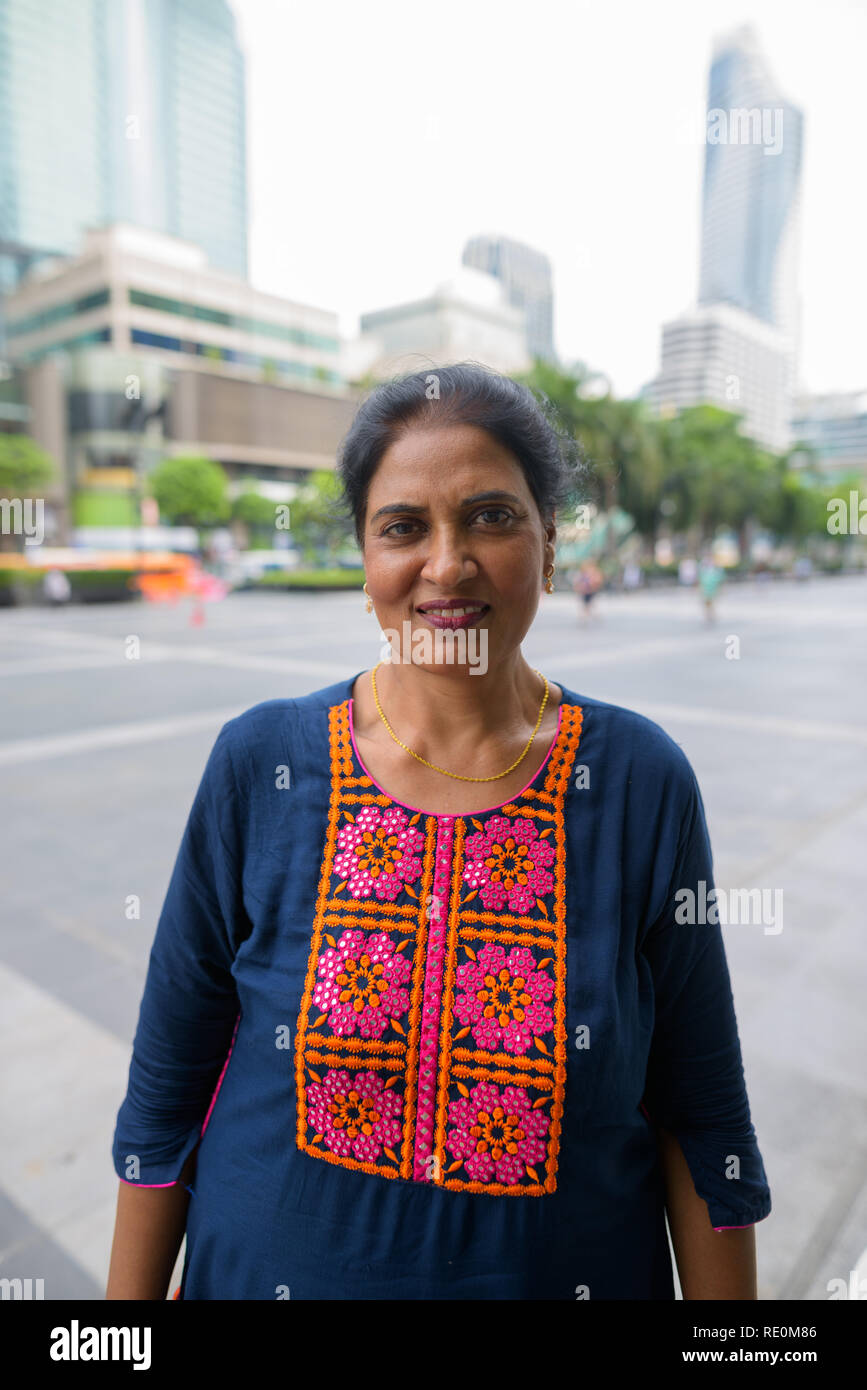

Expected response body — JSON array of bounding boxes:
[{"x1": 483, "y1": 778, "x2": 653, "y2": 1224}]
[{"x1": 106, "y1": 364, "x2": 771, "y2": 1300}]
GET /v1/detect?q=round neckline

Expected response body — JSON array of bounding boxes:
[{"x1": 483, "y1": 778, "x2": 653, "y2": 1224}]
[{"x1": 344, "y1": 673, "x2": 565, "y2": 819}]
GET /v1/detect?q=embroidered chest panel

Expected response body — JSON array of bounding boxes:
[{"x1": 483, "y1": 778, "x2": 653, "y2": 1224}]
[{"x1": 294, "y1": 698, "x2": 584, "y2": 1195}]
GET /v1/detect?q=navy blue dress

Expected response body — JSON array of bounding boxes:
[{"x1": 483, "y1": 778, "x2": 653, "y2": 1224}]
[{"x1": 112, "y1": 671, "x2": 771, "y2": 1299}]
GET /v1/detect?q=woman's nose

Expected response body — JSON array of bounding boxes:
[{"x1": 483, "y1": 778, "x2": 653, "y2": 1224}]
[{"x1": 420, "y1": 531, "x2": 478, "y2": 585}]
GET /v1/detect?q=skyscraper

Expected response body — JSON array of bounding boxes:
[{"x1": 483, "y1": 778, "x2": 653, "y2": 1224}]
[
  {"x1": 649, "y1": 27, "x2": 803, "y2": 451},
  {"x1": 698, "y1": 25, "x2": 803, "y2": 344},
  {"x1": 462, "y1": 234, "x2": 556, "y2": 363},
  {"x1": 0, "y1": 0, "x2": 248, "y2": 295}
]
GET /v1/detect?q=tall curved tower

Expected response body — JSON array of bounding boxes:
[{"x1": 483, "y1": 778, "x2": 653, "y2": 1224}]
[{"x1": 698, "y1": 25, "x2": 803, "y2": 348}]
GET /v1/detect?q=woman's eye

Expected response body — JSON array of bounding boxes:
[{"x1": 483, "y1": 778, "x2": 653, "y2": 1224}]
[{"x1": 381, "y1": 509, "x2": 513, "y2": 537}]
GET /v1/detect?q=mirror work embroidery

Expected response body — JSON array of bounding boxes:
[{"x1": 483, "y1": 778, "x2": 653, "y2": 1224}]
[{"x1": 295, "y1": 697, "x2": 584, "y2": 1194}]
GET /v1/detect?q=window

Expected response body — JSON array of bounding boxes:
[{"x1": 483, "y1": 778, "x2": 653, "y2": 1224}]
[
  {"x1": 7, "y1": 288, "x2": 110, "y2": 338},
  {"x1": 127, "y1": 287, "x2": 339, "y2": 352}
]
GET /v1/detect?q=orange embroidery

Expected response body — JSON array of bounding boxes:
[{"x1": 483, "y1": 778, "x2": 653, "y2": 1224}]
[{"x1": 294, "y1": 699, "x2": 583, "y2": 1196}]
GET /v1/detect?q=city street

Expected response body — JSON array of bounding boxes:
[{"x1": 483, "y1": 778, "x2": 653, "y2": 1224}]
[{"x1": 1, "y1": 576, "x2": 865, "y2": 1300}]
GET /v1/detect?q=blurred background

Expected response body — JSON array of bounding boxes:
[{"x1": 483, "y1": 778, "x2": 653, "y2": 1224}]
[{"x1": 0, "y1": 0, "x2": 865, "y2": 1301}]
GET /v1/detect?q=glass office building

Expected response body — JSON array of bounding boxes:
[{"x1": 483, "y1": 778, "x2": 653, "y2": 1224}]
[
  {"x1": 0, "y1": 0, "x2": 248, "y2": 295},
  {"x1": 698, "y1": 25, "x2": 803, "y2": 342}
]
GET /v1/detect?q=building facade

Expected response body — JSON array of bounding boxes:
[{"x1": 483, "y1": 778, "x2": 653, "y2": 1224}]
[
  {"x1": 462, "y1": 234, "x2": 556, "y2": 364},
  {"x1": 5, "y1": 224, "x2": 342, "y2": 388},
  {"x1": 648, "y1": 302, "x2": 791, "y2": 453},
  {"x1": 356, "y1": 269, "x2": 530, "y2": 380},
  {"x1": 791, "y1": 392, "x2": 867, "y2": 482},
  {"x1": 4, "y1": 225, "x2": 353, "y2": 538}
]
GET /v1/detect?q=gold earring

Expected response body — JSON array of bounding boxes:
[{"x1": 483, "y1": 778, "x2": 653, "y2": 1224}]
[
  {"x1": 544, "y1": 565, "x2": 555, "y2": 595},
  {"x1": 363, "y1": 581, "x2": 372, "y2": 613}
]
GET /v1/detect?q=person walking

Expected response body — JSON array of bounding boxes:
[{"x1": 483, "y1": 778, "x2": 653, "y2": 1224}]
[
  {"x1": 573, "y1": 558, "x2": 603, "y2": 621},
  {"x1": 698, "y1": 555, "x2": 724, "y2": 623}
]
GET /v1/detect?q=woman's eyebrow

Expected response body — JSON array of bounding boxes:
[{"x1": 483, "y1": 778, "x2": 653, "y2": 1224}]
[{"x1": 369, "y1": 491, "x2": 523, "y2": 524}]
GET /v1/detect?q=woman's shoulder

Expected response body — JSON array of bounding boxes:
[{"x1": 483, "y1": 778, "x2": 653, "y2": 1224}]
[
  {"x1": 555, "y1": 682, "x2": 697, "y2": 797},
  {"x1": 212, "y1": 674, "x2": 358, "y2": 764}
]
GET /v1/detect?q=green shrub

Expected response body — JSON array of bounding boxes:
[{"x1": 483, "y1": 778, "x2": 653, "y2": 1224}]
[{"x1": 251, "y1": 568, "x2": 365, "y2": 589}]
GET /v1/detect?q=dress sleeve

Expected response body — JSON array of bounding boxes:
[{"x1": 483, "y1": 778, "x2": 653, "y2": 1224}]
[
  {"x1": 112, "y1": 722, "x2": 247, "y2": 1187},
  {"x1": 640, "y1": 769, "x2": 772, "y2": 1232}
]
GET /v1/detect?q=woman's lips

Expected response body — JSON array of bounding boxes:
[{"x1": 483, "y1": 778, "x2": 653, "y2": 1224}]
[{"x1": 416, "y1": 603, "x2": 490, "y2": 630}]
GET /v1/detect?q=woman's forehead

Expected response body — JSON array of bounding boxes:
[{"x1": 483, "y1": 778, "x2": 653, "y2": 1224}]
[{"x1": 373, "y1": 423, "x2": 524, "y2": 479}]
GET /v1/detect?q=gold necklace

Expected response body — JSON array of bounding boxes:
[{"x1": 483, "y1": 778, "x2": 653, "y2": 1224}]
[{"x1": 370, "y1": 662, "x2": 550, "y2": 782}]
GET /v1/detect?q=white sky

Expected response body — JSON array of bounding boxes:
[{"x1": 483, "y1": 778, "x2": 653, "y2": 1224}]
[{"x1": 233, "y1": 0, "x2": 867, "y2": 398}]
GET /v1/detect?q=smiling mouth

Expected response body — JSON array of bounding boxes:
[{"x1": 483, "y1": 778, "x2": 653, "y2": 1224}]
[
  {"x1": 418, "y1": 605, "x2": 488, "y2": 618},
  {"x1": 416, "y1": 602, "x2": 490, "y2": 628}
]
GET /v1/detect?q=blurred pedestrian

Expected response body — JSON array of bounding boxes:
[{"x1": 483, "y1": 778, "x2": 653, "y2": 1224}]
[
  {"x1": 573, "y1": 559, "x2": 603, "y2": 621},
  {"x1": 623, "y1": 561, "x2": 642, "y2": 591},
  {"x1": 678, "y1": 556, "x2": 698, "y2": 587},
  {"x1": 698, "y1": 556, "x2": 723, "y2": 623},
  {"x1": 43, "y1": 568, "x2": 71, "y2": 606}
]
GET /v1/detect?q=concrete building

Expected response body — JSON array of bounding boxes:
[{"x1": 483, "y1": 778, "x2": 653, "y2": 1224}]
[
  {"x1": 354, "y1": 268, "x2": 530, "y2": 380},
  {"x1": 647, "y1": 302, "x2": 791, "y2": 453},
  {"x1": 0, "y1": 0, "x2": 248, "y2": 300},
  {"x1": 4, "y1": 225, "x2": 355, "y2": 539},
  {"x1": 5, "y1": 224, "x2": 342, "y2": 388},
  {"x1": 791, "y1": 392, "x2": 867, "y2": 482},
  {"x1": 462, "y1": 234, "x2": 556, "y2": 363}
]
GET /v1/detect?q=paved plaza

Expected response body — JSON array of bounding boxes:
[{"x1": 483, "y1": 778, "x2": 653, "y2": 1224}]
[{"x1": 1, "y1": 575, "x2": 865, "y2": 1300}]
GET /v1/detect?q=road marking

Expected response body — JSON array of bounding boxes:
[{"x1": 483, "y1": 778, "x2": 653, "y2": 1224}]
[
  {"x1": 0, "y1": 624, "x2": 354, "y2": 678},
  {"x1": 630, "y1": 700, "x2": 867, "y2": 748},
  {"x1": 0, "y1": 961, "x2": 130, "y2": 1290},
  {"x1": 536, "y1": 632, "x2": 725, "y2": 670},
  {"x1": 0, "y1": 707, "x2": 248, "y2": 765},
  {"x1": 1, "y1": 688, "x2": 864, "y2": 769}
]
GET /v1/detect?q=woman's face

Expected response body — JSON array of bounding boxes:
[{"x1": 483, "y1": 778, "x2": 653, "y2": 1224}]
[{"x1": 360, "y1": 422, "x2": 555, "y2": 671}]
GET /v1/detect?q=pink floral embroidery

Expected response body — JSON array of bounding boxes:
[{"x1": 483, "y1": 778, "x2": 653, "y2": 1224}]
[
  {"x1": 454, "y1": 943, "x2": 554, "y2": 1054},
  {"x1": 313, "y1": 929, "x2": 411, "y2": 1038},
  {"x1": 446, "y1": 1081, "x2": 550, "y2": 1185},
  {"x1": 308, "y1": 1069, "x2": 402, "y2": 1163},
  {"x1": 462, "y1": 814, "x2": 555, "y2": 913},
  {"x1": 334, "y1": 805, "x2": 424, "y2": 902}
]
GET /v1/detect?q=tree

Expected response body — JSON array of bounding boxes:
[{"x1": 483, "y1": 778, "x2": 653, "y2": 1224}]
[
  {"x1": 148, "y1": 455, "x2": 230, "y2": 532},
  {"x1": 288, "y1": 469, "x2": 356, "y2": 565},
  {"x1": 232, "y1": 486, "x2": 282, "y2": 549},
  {"x1": 654, "y1": 405, "x2": 775, "y2": 551},
  {"x1": 517, "y1": 362, "x2": 837, "y2": 564},
  {"x1": 0, "y1": 432, "x2": 55, "y2": 496},
  {"x1": 519, "y1": 361, "x2": 661, "y2": 556}
]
